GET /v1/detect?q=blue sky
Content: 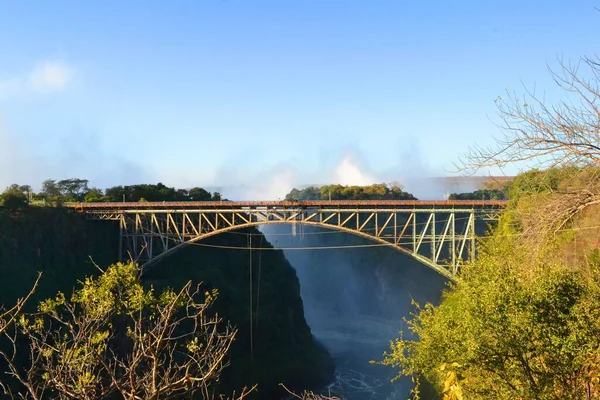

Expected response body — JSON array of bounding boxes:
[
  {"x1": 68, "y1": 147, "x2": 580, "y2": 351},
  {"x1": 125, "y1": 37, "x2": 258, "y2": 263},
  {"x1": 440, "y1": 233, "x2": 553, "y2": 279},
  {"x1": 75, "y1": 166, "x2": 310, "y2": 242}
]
[{"x1": 1, "y1": 1, "x2": 599, "y2": 199}]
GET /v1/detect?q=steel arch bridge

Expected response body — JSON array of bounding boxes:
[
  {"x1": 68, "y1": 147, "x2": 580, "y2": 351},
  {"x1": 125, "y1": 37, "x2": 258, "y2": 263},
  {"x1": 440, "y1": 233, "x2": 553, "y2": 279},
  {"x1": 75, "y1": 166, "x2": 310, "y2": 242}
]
[{"x1": 68, "y1": 200, "x2": 507, "y2": 281}]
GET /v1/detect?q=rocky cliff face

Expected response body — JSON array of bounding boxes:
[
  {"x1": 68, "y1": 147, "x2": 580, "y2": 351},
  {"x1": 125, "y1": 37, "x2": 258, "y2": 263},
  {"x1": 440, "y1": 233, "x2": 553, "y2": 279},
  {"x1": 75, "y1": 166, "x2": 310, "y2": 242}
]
[
  {"x1": 0, "y1": 209, "x2": 333, "y2": 399},
  {"x1": 262, "y1": 224, "x2": 448, "y2": 322},
  {"x1": 143, "y1": 230, "x2": 335, "y2": 398}
]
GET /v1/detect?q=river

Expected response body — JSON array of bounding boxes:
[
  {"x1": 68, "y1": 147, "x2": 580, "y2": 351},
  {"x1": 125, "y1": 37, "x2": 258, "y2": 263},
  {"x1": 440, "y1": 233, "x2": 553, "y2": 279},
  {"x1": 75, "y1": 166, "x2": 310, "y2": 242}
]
[
  {"x1": 308, "y1": 312, "x2": 412, "y2": 399},
  {"x1": 260, "y1": 225, "x2": 447, "y2": 400}
]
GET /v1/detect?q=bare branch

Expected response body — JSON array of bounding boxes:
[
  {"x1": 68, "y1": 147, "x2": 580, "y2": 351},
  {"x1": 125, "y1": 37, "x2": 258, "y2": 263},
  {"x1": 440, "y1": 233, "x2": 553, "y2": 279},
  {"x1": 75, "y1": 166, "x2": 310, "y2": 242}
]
[
  {"x1": 3, "y1": 262, "x2": 252, "y2": 400},
  {"x1": 459, "y1": 56, "x2": 600, "y2": 173}
]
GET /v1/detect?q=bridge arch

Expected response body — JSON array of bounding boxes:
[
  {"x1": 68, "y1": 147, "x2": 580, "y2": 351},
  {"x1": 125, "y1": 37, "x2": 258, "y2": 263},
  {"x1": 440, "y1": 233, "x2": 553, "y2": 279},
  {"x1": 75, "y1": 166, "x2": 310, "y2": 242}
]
[{"x1": 141, "y1": 219, "x2": 452, "y2": 279}]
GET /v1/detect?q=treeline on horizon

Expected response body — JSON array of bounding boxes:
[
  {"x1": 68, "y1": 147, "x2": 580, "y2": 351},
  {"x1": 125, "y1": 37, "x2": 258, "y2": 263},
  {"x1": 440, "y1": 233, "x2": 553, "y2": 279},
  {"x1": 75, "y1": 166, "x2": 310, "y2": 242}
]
[
  {"x1": 0, "y1": 178, "x2": 510, "y2": 210},
  {"x1": 285, "y1": 183, "x2": 417, "y2": 200},
  {"x1": 286, "y1": 182, "x2": 510, "y2": 201},
  {"x1": 448, "y1": 188, "x2": 507, "y2": 200},
  {"x1": 0, "y1": 178, "x2": 223, "y2": 208}
]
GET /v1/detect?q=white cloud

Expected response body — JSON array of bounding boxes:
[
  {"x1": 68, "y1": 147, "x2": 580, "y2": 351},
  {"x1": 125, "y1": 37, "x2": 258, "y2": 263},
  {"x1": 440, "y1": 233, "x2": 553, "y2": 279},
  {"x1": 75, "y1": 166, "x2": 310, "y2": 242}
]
[
  {"x1": 0, "y1": 60, "x2": 74, "y2": 100},
  {"x1": 28, "y1": 61, "x2": 72, "y2": 93}
]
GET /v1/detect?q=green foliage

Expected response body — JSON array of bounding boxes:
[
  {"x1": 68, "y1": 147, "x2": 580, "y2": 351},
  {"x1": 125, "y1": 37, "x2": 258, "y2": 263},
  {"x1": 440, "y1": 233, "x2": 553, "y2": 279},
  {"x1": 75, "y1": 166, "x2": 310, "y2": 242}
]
[
  {"x1": 506, "y1": 167, "x2": 580, "y2": 201},
  {"x1": 378, "y1": 168, "x2": 600, "y2": 399},
  {"x1": 189, "y1": 186, "x2": 213, "y2": 201},
  {"x1": 0, "y1": 185, "x2": 29, "y2": 210},
  {"x1": 8, "y1": 178, "x2": 221, "y2": 205},
  {"x1": 379, "y1": 234, "x2": 600, "y2": 400},
  {"x1": 0, "y1": 209, "x2": 332, "y2": 399},
  {"x1": 9, "y1": 261, "x2": 243, "y2": 400},
  {"x1": 40, "y1": 179, "x2": 61, "y2": 202},
  {"x1": 448, "y1": 189, "x2": 506, "y2": 200},
  {"x1": 143, "y1": 229, "x2": 335, "y2": 398},
  {"x1": 57, "y1": 178, "x2": 89, "y2": 201},
  {"x1": 83, "y1": 187, "x2": 104, "y2": 202},
  {"x1": 286, "y1": 183, "x2": 416, "y2": 200},
  {"x1": 103, "y1": 183, "x2": 222, "y2": 202}
]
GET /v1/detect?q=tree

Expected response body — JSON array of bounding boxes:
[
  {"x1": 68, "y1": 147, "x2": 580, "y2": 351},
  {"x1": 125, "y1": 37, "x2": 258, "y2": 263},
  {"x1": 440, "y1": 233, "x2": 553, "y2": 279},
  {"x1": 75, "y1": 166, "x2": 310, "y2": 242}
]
[
  {"x1": 1, "y1": 262, "x2": 254, "y2": 400},
  {"x1": 460, "y1": 56, "x2": 600, "y2": 245},
  {"x1": 39, "y1": 179, "x2": 61, "y2": 203},
  {"x1": 0, "y1": 276, "x2": 40, "y2": 396},
  {"x1": 378, "y1": 241, "x2": 600, "y2": 400},
  {"x1": 462, "y1": 56, "x2": 600, "y2": 171},
  {"x1": 448, "y1": 188, "x2": 506, "y2": 200},
  {"x1": 1, "y1": 186, "x2": 29, "y2": 210},
  {"x1": 188, "y1": 187, "x2": 212, "y2": 201},
  {"x1": 6, "y1": 184, "x2": 32, "y2": 195},
  {"x1": 83, "y1": 187, "x2": 105, "y2": 202},
  {"x1": 57, "y1": 178, "x2": 89, "y2": 202},
  {"x1": 285, "y1": 184, "x2": 416, "y2": 201},
  {"x1": 0, "y1": 275, "x2": 39, "y2": 336},
  {"x1": 174, "y1": 188, "x2": 189, "y2": 201},
  {"x1": 380, "y1": 54, "x2": 600, "y2": 400}
]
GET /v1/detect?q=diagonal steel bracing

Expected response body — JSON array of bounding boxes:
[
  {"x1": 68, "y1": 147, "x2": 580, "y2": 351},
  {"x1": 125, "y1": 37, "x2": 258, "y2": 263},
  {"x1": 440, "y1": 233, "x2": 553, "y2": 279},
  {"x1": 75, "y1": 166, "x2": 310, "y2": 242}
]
[{"x1": 74, "y1": 202, "x2": 504, "y2": 281}]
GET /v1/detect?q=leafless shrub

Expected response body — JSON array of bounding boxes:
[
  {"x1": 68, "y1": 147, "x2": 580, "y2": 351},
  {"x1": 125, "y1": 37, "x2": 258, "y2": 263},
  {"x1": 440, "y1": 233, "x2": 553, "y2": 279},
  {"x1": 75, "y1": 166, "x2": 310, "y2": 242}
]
[
  {"x1": 0, "y1": 274, "x2": 40, "y2": 397},
  {"x1": 0, "y1": 262, "x2": 255, "y2": 400},
  {"x1": 460, "y1": 56, "x2": 600, "y2": 172},
  {"x1": 459, "y1": 56, "x2": 600, "y2": 248},
  {"x1": 279, "y1": 383, "x2": 340, "y2": 400}
]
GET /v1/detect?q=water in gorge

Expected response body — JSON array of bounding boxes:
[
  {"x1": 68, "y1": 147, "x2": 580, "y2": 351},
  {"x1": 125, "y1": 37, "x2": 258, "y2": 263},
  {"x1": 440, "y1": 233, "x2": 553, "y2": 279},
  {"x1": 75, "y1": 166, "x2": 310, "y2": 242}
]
[
  {"x1": 309, "y1": 311, "x2": 410, "y2": 399},
  {"x1": 261, "y1": 225, "x2": 448, "y2": 399}
]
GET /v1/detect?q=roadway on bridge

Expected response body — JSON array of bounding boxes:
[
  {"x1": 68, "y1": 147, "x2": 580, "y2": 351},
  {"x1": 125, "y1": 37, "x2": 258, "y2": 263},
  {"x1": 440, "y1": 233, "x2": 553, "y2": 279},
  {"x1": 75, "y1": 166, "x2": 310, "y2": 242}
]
[{"x1": 67, "y1": 199, "x2": 508, "y2": 210}]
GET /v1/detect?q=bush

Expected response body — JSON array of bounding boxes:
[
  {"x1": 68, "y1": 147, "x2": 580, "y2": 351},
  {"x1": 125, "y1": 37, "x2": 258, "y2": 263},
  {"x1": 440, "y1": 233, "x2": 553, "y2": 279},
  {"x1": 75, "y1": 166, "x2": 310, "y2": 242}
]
[{"x1": 0, "y1": 188, "x2": 28, "y2": 210}]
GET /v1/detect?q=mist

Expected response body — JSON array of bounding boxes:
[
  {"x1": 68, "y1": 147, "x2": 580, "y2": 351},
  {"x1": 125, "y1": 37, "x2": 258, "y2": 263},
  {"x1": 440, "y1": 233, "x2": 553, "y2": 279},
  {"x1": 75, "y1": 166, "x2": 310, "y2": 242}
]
[
  {"x1": 0, "y1": 119, "x2": 153, "y2": 191},
  {"x1": 1, "y1": 119, "x2": 484, "y2": 200},
  {"x1": 261, "y1": 224, "x2": 447, "y2": 399}
]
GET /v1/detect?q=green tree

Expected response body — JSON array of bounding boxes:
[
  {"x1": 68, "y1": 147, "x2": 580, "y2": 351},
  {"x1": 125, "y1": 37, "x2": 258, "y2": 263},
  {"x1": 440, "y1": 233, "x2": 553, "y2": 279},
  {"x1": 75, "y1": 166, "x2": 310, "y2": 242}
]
[
  {"x1": 57, "y1": 178, "x2": 89, "y2": 201},
  {"x1": 83, "y1": 187, "x2": 105, "y2": 202},
  {"x1": 459, "y1": 56, "x2": 600, "y2": 247},
  {"x1": 382, "y1": 53, "x2": 600, "y2": 399},
  {"x1": 40, "y1": 179, "x2": 61, "y2": 203},
  {"x1": 0, "y1": 186, "x2": 29, "y2": 210},
  {"x1": 188, "y1": 187, "x2": 212, "y2": 201},
  {"x1": 448, "y1": 188, "x2": 506, "y2": 200},
  {"x1": 382, "y1": 244, "x2": 600, "y2": 399},
  {"x1": 285, "y1": 184, "x2": 416, "y2": 201}
]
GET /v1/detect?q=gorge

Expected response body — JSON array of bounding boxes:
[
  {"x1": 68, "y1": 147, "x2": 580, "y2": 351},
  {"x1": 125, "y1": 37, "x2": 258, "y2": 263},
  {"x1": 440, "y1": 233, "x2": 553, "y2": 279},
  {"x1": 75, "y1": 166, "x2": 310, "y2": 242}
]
[{"x1": 0, "y1": 182, "x2": 488, "y2": 399}]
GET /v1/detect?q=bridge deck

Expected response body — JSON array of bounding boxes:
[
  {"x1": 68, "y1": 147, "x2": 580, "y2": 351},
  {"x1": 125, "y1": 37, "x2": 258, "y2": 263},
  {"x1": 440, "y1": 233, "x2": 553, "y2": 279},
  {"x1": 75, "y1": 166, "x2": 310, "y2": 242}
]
[{"x1": 66, "y1": 200, "x2": 508, "y2": 210}]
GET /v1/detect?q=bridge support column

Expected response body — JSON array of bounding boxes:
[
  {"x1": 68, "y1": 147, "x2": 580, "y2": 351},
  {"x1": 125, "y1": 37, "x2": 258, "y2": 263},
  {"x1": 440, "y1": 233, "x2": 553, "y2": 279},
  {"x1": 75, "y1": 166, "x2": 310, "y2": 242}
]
[
  {"x1": 431, "y1": 212, "x2": 436, "y2": 263},
  {"x1": 469, "y1": 210, "x2": 476, "y2": 263},
  {"x1": 118, "y1": 214, "x2": 124, "y2": 262},
  {"x1": 451, "y1": 214, "x2": 456, "y2": 275}
]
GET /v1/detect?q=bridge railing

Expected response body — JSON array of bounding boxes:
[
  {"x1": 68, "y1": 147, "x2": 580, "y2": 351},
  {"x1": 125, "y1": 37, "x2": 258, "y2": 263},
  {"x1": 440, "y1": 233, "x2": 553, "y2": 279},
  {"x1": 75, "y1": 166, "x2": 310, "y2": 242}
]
[{"x1": 65, "y1": 199, "x2": 508, "y2": 210}]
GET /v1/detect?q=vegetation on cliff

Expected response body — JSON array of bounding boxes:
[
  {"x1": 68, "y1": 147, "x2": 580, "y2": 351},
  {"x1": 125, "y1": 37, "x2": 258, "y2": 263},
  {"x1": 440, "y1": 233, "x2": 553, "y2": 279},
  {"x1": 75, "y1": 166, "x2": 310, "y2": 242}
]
[
  {"x1": 447, "y1": 188, "x2": 507, "y2": 200},
  {"x1": 143, "y1": 230, "x2": 334, "y2": 397},
  {"x1": 0, "y1": 206, "x2": 333, "y2": 399},
  {"x1": 1, "y1": 261, "x2": 254, "y2": 399},
  {"x1": 285, "y1": 183, "x2": 416, "y2": 201},
  {"x1": 0, "y1": 181, "x2": 223, "y2": 208},
  {"x1": 380, "y1": 56, "x2": 600, "y2": 399}
]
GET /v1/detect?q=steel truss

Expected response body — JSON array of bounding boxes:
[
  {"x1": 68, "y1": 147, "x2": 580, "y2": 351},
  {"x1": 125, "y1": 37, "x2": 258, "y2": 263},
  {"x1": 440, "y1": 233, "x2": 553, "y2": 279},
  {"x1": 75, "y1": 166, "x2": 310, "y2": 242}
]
[{"x1": 80, "y1": 205, "x2": 501, "y2": 281}]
